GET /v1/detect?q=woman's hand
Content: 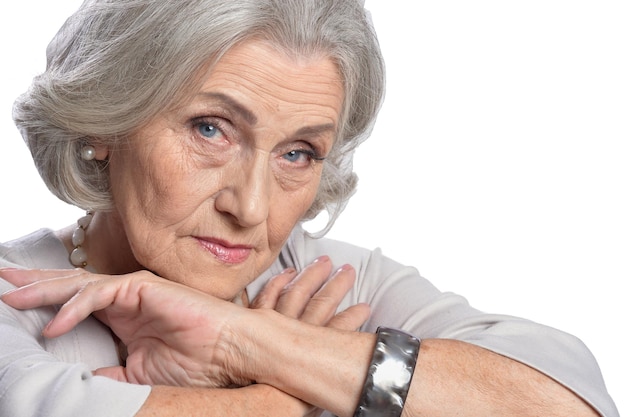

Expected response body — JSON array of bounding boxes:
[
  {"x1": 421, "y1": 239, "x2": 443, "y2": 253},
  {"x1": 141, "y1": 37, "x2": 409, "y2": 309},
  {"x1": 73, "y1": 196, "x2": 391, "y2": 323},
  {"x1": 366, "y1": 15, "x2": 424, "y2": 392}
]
[
  {"x1": 0, "y1": 258, "x2": 368, "y2": 389},
  {"x1": 247, "y1": 257, "x2": 369, "y2": 417},
  {"x1": 1, "y1": 267, "x2": 247, "y2": 387},
  {"x1": 250, "y1": 256, "x2": 369, "y2": 329}
]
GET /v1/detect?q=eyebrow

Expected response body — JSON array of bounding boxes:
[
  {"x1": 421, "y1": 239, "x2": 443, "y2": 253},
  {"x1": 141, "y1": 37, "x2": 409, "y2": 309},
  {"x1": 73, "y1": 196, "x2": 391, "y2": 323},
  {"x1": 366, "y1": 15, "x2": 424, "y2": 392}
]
[
  {"x1": 196, "y1": 92, "x2": 337, "y2": 138},
  {"x1": 294, "y1": 123, "x2": 337, "y2": 137},
  {"x1": 196, "y1": 92, "x2": 258, "y2": 125}
]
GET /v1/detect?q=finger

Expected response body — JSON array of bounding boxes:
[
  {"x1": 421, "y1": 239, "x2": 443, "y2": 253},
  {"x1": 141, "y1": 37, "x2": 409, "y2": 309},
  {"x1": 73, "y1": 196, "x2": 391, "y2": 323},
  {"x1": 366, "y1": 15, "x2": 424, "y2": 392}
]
[
  {"x1": 0, "y1": 267, "x2": 85, "y2": 289},
  {"x1": 299, "y1": 264, "x2": 356, "y2": 325},
  {"x1": 274, "y1": 256, "x2": 332, "y2": 318},
  {"x1": 43, "y1": 278, "x2": 124, "y2": 338},
  {"x1": 327, "y1": 303, "x2": 371, "y2": 331},
  {"x1": 93, "y1": 366, "x2": 130, "y2": 382},
  {"x1": 249, "y1": 268, "x2": 298, "y2": 309},
  {"x1": 1, "y1": 269, "x2": 99, "y2": 309}
]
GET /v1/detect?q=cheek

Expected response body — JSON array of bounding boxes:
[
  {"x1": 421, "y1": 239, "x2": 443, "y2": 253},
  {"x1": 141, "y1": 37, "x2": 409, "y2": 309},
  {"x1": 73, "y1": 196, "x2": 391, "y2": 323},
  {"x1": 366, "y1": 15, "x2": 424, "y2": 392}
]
[
  {"x1": 267, "y1": 178, "x2": 321, "y2": 248},
  {"x1": 110, "y1": 146, "x2": 203, "y2": 219}
]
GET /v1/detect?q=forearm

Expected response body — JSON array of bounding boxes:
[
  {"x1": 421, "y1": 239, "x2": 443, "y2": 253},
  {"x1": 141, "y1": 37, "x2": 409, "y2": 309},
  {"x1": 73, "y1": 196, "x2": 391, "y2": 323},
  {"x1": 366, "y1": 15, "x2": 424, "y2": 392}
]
[
  {"x1": 0, "y1": 267, "x2": 605, "y2": 416},
  {"x1": 136, "y1": 384, "x2": 311, "y2": 417},
  {"x1": 232, "y1": 309, "x2": 374, "y2": 416},
  {"x1": 237, "y1": 310, "x2": 600, "y2": 417},
  {"x1": 405, "y1": 338, "x2": 599, "y2": 417}
]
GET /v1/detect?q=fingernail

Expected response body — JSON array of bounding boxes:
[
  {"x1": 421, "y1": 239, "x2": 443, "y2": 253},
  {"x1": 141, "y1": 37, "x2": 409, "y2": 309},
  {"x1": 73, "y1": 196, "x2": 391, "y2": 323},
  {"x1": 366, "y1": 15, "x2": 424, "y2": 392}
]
[
  {"x1": 337, "y1": 264, "x2": 354, "y2": 273},
  {"x1": 281, "y1": 267, "x2": 296, "y2": 274},
  {"x1": 314, "y1": 255, "x2": 330, "y2": 264}
]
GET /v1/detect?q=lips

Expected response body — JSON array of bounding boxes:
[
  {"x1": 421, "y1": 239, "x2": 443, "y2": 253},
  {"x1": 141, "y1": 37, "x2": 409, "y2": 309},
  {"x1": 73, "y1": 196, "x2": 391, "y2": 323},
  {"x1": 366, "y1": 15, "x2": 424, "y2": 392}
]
[{"x1": 195, "y1": 237, "x2": 252, "y2": 264}]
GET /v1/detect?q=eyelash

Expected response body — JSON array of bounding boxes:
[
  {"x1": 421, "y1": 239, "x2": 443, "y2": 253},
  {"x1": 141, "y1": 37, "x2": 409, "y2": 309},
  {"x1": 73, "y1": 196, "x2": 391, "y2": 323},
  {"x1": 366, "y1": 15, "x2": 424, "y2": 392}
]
[
  {"x1": 287, "y1": 148, "x2": 326, "y2": 162},
  {"x1": 189, "y1": 116, "x2": 326, "y2": 165},
  {"x1": 191, "y1": 117, "x2": 229, "y2": 140}
]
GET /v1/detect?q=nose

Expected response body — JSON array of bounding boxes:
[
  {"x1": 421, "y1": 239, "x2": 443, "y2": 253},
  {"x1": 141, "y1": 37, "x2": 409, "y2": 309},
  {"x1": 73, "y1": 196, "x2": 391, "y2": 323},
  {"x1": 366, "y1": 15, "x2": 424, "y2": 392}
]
[{"x1": 214, "y1": 151, "x2": 271, "y2": 228}]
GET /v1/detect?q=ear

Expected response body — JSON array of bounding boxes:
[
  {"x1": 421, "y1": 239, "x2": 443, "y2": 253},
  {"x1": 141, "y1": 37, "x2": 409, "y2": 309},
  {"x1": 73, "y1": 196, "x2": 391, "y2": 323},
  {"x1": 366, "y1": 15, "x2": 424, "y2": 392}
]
[{"x1": 93, "y1": 143, "x2": 110, "y2": 160}]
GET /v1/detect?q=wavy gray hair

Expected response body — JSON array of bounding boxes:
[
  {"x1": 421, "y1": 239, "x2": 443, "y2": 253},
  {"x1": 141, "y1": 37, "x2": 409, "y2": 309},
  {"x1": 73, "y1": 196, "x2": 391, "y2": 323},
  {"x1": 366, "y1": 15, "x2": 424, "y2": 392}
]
[{"x1": 13, "y1": 0, "x2": 385, "y2": 235}]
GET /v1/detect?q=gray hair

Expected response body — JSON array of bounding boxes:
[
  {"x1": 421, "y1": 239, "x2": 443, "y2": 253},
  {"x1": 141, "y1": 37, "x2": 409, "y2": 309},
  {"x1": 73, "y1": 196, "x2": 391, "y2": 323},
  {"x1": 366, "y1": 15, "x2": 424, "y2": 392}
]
[{"x1": 13, "y1": 0, "x2": 385, "y2": 235}]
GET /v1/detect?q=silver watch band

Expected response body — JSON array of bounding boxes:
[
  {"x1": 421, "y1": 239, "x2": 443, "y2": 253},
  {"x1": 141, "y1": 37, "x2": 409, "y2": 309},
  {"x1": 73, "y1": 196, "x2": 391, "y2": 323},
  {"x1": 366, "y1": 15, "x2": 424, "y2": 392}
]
[{"x1": 353, "y1": 327, "x2": 421, "y2": 417}]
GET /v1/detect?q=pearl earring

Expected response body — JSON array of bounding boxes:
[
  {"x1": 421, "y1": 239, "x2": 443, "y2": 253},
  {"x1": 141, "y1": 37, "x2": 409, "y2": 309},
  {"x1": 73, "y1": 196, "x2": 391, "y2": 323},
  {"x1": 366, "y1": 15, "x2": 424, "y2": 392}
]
[{"x1": 81, "y1": 145, "x2": 96, "y2": 161}]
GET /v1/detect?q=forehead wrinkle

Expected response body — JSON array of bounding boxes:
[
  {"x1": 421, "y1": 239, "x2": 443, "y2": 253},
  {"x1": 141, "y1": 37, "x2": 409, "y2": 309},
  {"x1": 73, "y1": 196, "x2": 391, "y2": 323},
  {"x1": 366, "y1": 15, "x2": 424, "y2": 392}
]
[
  {"x1": 195, "y1": 41, "x2": 343, "y2": 145},
  {"x1": 212, "y1": 49, "x2": 342, "y2": 107}
]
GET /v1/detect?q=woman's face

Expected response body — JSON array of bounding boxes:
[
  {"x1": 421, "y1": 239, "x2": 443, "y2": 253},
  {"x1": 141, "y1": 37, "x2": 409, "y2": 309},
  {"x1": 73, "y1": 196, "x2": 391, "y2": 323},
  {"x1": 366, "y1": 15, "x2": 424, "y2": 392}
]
[{"x1": 106, "y1": 40, "x2": 344, "y2": 300}]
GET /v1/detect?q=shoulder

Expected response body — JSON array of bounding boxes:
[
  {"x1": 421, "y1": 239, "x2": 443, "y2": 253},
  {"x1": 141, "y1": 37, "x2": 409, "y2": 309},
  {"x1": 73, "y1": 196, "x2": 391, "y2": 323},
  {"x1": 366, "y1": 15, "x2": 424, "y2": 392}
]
[
  {"x1": 1, "y1": 229, "x2": 72, "y2": 269},
  {"x1": 248, "y1": 225, "x2": 413, "y2": 298},
  {"x1": 275, "y1": 225, "x2": 422, "y2": 284},
  {"x1": 251, "y1": 225, "x2": 436, "y2": 306}
]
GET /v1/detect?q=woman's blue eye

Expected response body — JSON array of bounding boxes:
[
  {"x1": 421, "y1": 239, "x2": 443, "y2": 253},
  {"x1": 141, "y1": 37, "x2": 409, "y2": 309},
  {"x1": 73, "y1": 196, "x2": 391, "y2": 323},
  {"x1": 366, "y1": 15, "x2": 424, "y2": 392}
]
[
  {"x1": 198, "y1": 123, "x2": 220, "y2": 138},
  {"x1": 284, "y1": 150, "x2": 306, "y2": 163},
  {"x1": 282, "y1": 149, "x2": 325, "y2": 164}
]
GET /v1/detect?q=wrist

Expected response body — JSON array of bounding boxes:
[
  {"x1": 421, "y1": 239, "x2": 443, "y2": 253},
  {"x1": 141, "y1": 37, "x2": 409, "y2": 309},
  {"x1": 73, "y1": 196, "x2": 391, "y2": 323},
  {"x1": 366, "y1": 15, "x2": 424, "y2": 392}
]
[
  {"x1": 230, "y1": 308, "x2": 304, "y2": 386},
  {"x1": 238, "y1": 310, "x2": 377, "y2": 417},
  {"x1": 218, "y1": 307, "x2": 281, "y2": 386},
  {"x1": 353, "y1": 327, "x2": 421, "y2": 417},
  {"x1": 228, "y1": 308, "x2": 286, "y2": 383}
]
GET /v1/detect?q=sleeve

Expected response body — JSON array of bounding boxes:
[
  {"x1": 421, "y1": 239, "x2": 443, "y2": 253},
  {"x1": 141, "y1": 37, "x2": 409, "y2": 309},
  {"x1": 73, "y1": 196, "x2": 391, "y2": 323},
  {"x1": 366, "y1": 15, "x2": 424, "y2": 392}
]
[
  {"x1": 353, "y1": 248, "x2": 620, "y2": 417},
  {"x1": 0, "y1": 276, "x2": 151, "y2": 417}
]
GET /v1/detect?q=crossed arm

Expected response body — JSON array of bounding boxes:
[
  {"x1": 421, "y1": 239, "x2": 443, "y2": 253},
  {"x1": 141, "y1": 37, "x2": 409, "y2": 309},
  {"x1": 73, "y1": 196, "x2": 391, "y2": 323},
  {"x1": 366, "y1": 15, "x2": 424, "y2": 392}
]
[{"x1": 0, "y1": 262, "x2": 601, "y2": 417}]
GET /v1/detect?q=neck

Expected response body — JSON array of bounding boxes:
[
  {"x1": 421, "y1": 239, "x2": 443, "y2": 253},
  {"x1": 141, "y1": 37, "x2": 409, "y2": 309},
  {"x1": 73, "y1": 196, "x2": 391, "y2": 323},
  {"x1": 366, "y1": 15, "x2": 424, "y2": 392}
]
[{"x1": 58, "y1": 211, "x2": 142, "y2": 275}]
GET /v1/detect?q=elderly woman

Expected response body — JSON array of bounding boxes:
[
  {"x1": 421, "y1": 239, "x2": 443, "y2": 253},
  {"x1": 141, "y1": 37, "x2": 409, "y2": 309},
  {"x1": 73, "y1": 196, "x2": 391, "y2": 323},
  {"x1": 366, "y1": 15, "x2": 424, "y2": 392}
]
[{"x1": 0, "y1": 1, "x2": 619, "y2": 416}]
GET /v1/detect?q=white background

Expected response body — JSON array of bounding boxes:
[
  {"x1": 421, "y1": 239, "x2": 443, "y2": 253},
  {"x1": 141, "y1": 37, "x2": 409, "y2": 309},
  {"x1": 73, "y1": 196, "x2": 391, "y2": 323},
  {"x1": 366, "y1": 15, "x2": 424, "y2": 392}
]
[{"x1": 0, "y1": 1, "x2": 624, "y2": 412}]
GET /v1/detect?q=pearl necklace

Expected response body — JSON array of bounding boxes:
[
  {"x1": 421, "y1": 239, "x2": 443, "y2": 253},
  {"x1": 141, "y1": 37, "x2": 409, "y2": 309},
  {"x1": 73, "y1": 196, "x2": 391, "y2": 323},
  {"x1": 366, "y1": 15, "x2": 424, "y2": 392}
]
[{"x1": 70, "y1": 211, "x2": 93, "y2": 268}]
